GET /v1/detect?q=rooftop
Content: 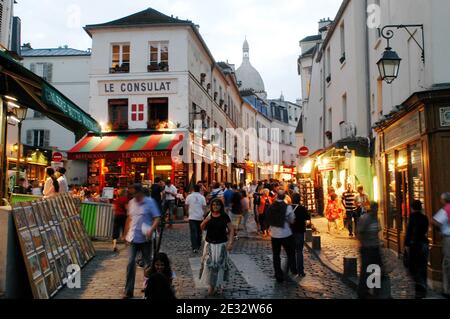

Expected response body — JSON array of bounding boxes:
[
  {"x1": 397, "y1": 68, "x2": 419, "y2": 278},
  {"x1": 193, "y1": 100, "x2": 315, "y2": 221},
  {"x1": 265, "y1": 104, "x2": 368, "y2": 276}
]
[
  {"x1": 300, "y1": 34, "x2": 322, "y2": 43},
  {"x1": 84, "y1": 8, "x2": 193, "y2": 36},
  {"x1": 21, "y1": 46, "x2": 91, "y2": 57}
]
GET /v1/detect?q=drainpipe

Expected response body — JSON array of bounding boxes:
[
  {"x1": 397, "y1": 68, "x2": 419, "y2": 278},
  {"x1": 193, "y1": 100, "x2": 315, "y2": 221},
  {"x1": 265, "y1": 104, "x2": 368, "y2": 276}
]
[
  {"x1": 322, "y1": 48, "x2": 327, "y2": 149},
  {"x1": 364, "y1": 0, "x2": 373, "y2": 146}
]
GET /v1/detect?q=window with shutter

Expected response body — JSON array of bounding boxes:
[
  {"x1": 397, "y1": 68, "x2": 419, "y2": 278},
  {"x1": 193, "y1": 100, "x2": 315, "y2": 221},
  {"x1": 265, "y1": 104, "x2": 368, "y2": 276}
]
[
  {"x1": 26, "y1": 130, "x2": 32, "y2": 145},
  {"x1": 30, "y1": 63, "x2": 36, "y2": 73},
  {"x1": 43, "y1": 63, "x2": 53, "y2": 82},
  {"x1": 43, "y1": 130, "x2": 50, "y2": 147}
]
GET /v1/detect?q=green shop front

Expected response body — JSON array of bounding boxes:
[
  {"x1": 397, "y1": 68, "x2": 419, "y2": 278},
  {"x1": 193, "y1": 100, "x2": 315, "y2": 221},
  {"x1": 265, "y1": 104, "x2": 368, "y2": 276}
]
[
  {"x1": 0, "y1": 48, "x2": 100, "y2": 200},
  {"x1": 311, "y1": 137, "x2": 374, "y2": 215},
  {"x1": 0, "y1": 49, "x2": 100, "y2": 298}
]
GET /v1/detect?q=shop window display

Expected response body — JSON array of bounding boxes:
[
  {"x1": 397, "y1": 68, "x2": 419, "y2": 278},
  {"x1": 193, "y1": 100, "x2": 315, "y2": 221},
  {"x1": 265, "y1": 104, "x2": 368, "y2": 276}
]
[
  {"x1": 387, "y1": 153, "x2": 397, "y2": 229},
  {"x1": 409, "y1": 143, "x2": 424, "y2": 204}
]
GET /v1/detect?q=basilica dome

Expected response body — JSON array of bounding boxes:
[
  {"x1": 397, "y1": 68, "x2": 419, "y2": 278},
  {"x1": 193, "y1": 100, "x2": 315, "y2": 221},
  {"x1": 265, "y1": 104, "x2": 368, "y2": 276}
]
[{"x1": 236, "y1": 39, "x2": 266, "y2": 94}]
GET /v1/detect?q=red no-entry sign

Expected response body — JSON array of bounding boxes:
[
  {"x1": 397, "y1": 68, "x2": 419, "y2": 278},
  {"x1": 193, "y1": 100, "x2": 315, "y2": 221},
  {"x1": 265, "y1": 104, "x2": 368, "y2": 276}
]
[
  {"x1": 299, "y1": 147, "x2": 309, "y2": 157},
  {"x1": 52, "y1": 152, "x2": 63, "y2": 162}
]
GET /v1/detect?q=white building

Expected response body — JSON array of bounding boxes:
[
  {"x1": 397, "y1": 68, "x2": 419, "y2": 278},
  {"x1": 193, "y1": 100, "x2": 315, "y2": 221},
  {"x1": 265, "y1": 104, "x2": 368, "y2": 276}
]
[
  {"x1": 68, "y1": 8, "x2": 243, "y2": 187},
  {"x1": 0, "y1": 0, "x2": 14, "y2": 49},
  {"x1": 236, "y1": 39, "x2": 302, "y2": 181},
  {"x1": 300, "y1": 0, "x2": 450, "y2": 290},
  {"x1": 20, "y1": 45, "x2": 91, "y2": 185}
]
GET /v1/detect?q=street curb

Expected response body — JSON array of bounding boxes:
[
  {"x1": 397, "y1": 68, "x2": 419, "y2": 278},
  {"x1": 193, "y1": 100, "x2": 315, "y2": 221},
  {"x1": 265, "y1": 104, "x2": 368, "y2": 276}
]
[{"x1": 304, "y1": 241, "x2": 359, "y2": 291}]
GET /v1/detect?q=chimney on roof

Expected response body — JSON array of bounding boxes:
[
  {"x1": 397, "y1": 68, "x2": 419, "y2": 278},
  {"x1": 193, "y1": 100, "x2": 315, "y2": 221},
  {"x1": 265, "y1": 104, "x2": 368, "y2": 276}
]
[{"x1": 319, "y1": 18, "x2": 332, "y2": 40}]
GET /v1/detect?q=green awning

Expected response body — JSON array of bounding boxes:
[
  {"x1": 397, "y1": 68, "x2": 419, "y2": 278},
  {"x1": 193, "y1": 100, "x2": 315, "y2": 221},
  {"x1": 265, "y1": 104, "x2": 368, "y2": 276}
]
[{"x1": 0, "y1": 49, "x2": 101, "y2": 137}]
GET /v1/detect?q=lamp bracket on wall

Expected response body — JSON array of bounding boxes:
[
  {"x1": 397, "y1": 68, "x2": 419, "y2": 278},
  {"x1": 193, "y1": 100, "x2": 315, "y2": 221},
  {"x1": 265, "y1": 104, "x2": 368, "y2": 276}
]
[{"x1": 380, "y1": 24, "x2": 425, "y2": 63}]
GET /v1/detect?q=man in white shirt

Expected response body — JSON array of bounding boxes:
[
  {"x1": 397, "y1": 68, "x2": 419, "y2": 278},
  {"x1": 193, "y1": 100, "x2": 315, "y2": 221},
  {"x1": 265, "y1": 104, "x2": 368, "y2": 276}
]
[
  {"x1": 56, "y1": 167, "x2": 69, "y2": 194},
  {"x1": 185, "y1": 184, "x2": 207, "y2": 253},
  {"x1": 433, "y1": 192, "x2": 450, "y2": 297},
  {"x1": 163, "y1": 179, "x2": 178, "y2": 227}
]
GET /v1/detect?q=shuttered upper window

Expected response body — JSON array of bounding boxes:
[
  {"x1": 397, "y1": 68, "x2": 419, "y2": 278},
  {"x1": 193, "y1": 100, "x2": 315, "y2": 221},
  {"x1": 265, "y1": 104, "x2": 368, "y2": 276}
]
[
  {"x1": 26, "y1": 130, "x2": 50, "y2": 148},
  {"x1": 29, "y1": 62, "x2": 53, "y2": 82}
]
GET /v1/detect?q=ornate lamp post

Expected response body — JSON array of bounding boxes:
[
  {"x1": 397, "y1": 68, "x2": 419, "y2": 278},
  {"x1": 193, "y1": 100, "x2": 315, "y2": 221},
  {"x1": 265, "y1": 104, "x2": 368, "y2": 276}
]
[
  {"x1": 7, "y1": 106, "x2": 28, "y2": 191},
  {"x1": 377, "y1": 24, "x2": 425, "y2": 84}
]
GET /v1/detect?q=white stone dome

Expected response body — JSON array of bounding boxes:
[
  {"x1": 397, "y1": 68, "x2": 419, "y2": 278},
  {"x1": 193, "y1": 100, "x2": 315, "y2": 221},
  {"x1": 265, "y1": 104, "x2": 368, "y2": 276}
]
[{"x1": 236, "y1": 39, "x2": 265, "y2": 93}]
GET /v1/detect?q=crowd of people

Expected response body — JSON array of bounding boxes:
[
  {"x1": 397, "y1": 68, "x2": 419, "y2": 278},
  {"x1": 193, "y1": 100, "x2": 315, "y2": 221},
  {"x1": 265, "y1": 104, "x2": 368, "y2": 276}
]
[
  {"x1": 103, "y1": 177, "x2": 450, "y2": 300},
  {"x1": 18, "y1": 170, "x2": 449, "y2": 300}
]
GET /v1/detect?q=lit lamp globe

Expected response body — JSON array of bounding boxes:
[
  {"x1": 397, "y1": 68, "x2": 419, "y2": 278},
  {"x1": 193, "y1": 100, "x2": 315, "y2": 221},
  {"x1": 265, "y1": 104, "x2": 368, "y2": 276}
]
[{"x1": 377, "y1": 47, "x2": 402, "y2": 84}]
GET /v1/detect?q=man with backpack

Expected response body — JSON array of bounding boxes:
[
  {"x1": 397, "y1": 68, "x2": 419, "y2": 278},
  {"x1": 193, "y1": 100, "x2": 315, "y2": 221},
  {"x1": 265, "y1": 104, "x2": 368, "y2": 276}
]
[
  {"x1": 207, "y1": 182, "x2": 224, "y2": 204},
  {"x1": 267, "y1": 190, "x2": 297, "y2": 282}
]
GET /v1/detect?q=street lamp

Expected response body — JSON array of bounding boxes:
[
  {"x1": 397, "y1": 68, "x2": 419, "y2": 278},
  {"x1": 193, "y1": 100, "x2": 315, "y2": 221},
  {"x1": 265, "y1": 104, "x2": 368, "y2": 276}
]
[
  {"x1": 377, "y1": 24, "x2": 425, "y2": 84},
  {"x1": 377, "y1": 47, "x2": 402, "y2": 84},
  {"x1": 9, "y1": 106, "x2": 28, "y2": 191}
]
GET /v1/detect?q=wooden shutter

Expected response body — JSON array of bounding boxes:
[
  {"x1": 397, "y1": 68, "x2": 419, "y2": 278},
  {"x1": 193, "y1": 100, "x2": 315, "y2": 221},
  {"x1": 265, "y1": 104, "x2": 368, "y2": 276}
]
[
  {"x1": 44, "y1": 63, "x2": 53, "y2": 82},
  {"x1": 43, "y1": 130, "x2": 50, "y2": 147},
  {"x1": 26, "y1": 130, "x2": 32, "y2": 145},
  {"x1": 30, "y1": 63, "x2": 36, "y2": 73}
]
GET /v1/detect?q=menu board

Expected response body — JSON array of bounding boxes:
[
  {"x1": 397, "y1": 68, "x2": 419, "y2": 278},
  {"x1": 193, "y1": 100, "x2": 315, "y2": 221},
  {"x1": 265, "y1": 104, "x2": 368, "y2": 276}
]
[{"x1": 12, "y1": 193, "x2": 95, "y2": 299}]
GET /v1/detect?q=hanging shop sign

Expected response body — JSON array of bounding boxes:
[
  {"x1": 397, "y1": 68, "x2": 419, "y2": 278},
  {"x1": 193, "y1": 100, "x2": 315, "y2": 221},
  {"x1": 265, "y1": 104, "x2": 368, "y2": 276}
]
[
  {"x1": 42, "y1": 84, "x2": 101, "y2": 134},
  {"x1": 99, "y1": 79, "x2": 178, "y2": 96}
]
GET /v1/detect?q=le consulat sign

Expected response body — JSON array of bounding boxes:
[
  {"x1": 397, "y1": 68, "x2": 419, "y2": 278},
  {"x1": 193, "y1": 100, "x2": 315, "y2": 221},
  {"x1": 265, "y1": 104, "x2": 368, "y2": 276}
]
[{"x1": 99, "y1": 79, "x2": 178, "y2": 96}]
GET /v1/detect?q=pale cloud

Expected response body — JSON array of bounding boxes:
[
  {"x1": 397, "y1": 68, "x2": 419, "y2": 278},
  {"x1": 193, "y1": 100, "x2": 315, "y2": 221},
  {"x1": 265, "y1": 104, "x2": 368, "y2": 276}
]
[{"x1": 16, "y1": 0, "x2": 342, "y2": 101}]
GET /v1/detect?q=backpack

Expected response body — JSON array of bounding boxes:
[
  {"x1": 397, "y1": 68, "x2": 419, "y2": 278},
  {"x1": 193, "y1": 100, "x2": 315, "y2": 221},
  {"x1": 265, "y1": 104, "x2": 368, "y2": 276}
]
[
  {"x1": 266, "y1": 201, "x2": 288, "y2": 228},
  {"x1": 207, "y1": 189, "x2": 221, "y2": 204}
]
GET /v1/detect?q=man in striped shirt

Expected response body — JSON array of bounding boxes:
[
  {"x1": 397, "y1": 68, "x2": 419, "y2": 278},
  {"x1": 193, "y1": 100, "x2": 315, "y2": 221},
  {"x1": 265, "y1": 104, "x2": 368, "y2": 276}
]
[{"x1": 342, "y1": 184, "x2": 358, "y2": 237}]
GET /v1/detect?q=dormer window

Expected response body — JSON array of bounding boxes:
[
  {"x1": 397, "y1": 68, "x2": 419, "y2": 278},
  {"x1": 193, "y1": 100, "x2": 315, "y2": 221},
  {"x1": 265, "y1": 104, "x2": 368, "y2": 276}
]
[
  {"x1": 148, "y1": 42, "x2": 169, "y2": 72},
  {"x1": 110, "y1": 44, "x2": 130, "y2": 73}
]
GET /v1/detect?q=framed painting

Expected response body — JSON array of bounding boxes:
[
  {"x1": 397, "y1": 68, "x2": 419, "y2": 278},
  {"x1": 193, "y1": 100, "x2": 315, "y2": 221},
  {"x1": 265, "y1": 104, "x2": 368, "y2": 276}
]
[{"x1": 30, "y1": 227, "x2": 44, "y2": 251}]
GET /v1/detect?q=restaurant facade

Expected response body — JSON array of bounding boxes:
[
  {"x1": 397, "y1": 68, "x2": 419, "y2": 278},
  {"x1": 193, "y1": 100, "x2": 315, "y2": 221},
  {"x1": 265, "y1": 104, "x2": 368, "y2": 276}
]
[
  {"x1": 374, "y1": 88, "x2": 450, "y2": 288},
  {"x1": 67, "y1": 8, "x2": 245, "y2": 190}
]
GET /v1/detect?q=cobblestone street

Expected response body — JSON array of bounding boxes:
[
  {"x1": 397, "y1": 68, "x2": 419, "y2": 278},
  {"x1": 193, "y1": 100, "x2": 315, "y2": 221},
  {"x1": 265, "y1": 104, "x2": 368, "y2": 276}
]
[
  {"x1": 56, "y1": 219, "x2": 356, "y2": 299},
  {"x1": 308, "y1": 217, "x2": 443, "y2": 299}
]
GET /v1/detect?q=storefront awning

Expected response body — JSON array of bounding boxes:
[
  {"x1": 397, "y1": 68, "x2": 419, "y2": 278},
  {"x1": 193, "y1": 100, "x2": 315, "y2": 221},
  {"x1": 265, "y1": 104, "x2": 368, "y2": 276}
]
[
  {"x1": 68, "y1": 132, "x2": 184, "y2": 160},
  {"x1": 0, "y1": 50, "x2": 101, "y2": 138}
]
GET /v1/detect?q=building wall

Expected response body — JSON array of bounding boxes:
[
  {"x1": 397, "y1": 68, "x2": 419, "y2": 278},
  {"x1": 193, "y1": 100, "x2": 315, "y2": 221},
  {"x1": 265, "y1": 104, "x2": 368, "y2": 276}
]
[
  {"x1": 368, "y1": 0, "x2": 450, "y2": 126},
  {"x1": 89, "y1": 28, "x2": 191, "y2": 128},
  {"x1": 323, "y1": 0, "x2": 369, "y2": 147},
  {"x1": 0, "y1": 0, "x2": 14, "y2": 49},
  {"x1": 21, "y1": 55, "x2": 90, "y2": 151}
]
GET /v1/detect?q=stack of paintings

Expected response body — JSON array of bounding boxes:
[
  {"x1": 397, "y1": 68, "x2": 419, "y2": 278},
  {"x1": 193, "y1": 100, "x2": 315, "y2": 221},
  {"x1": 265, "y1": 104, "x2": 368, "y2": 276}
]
[{"x1": 13, "y1": 193, "x2": 96, "y2": 299}]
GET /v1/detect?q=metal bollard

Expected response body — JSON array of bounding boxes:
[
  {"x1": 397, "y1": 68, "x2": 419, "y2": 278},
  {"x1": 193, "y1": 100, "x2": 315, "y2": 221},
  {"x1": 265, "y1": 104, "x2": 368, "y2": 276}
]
[
  {"x1": 343, "y1": 257, "x2": 358, "y2": 278},
  {"x1": 312, "y1": 236, "x2": 321, "y2": 250},
  {"x1": 305, "y1": 229, "x2": 313, "y2": 242}
]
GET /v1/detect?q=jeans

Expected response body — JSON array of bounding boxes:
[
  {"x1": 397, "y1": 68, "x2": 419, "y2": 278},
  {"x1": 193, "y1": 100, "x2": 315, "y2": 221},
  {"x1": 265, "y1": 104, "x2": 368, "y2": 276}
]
[
  {"x1": 294, "y1": 233, "x2": 305, "y2": 274},
  {"x1": 358, "y1": 246, "x2": 384, "y2": 299},
  {"x1": 125, "y1": 241, "x2": 152, "y2": 296},
  {"x1": 443, "y1": 236, "x2": 450, "y2": 295},
  {"x1": 271, "y1": 236, "x2": 296, "y2": 280},
  {"x1": 189, "y1": 220, "x2": 202, "y2": 250},
  {"x1": 409, "y1": 243, "x2": 429, "y2": 298},
  {"x1": 164, "y1": 200, "x2": 176, "y2": 225},
  {"x1": 346, "y1": 211, "x2": 359, "y2": 235}
]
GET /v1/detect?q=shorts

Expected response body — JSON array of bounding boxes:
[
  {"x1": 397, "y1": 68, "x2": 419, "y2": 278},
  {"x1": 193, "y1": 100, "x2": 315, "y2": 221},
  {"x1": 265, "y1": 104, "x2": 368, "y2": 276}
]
[
  {"x1": 231, "y1": 213, "x2": 243, "y2": 228},
  {"x1": 113, "y1": 214, "x2": 127, "y2": 240}
]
